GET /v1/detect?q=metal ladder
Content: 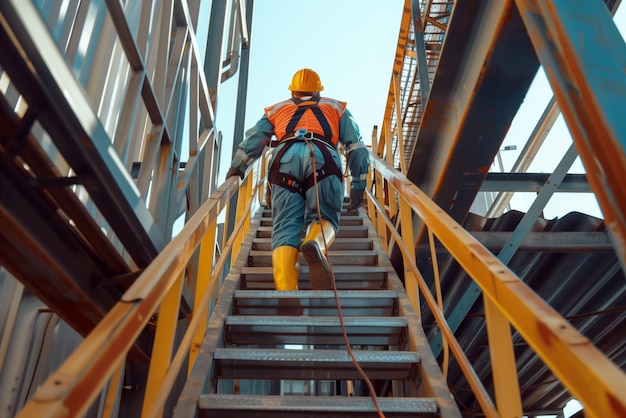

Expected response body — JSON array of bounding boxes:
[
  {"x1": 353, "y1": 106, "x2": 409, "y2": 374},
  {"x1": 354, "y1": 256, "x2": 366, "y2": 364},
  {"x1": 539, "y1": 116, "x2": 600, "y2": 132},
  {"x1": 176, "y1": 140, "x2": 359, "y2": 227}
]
[{"x1": 175, "y1": 202, "x2": 459, "y2": 417}]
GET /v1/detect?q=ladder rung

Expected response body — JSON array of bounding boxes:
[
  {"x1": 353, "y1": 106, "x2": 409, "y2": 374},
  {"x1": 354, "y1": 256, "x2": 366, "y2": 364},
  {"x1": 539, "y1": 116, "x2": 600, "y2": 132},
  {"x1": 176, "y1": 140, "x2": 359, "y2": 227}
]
[
  {"x1": 198, "y1": 395, "x2": 439, "y2": 417},
  {"x1": 213, "y1": 348, "x2": 420, "y2": 380},
  {"x1": 233, "y1": 290, "x2": 398, "y2": 316},
  {"x1": 224, "y1": 316, "x2": 408, "y2": 346}
]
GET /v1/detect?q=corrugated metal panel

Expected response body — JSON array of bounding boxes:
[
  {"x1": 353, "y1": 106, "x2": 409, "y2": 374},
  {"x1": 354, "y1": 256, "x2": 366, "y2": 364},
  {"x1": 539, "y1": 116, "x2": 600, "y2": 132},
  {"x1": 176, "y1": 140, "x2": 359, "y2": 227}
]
[{"x1": 419, "y1": 210, "x2": 626, "y2": 413}]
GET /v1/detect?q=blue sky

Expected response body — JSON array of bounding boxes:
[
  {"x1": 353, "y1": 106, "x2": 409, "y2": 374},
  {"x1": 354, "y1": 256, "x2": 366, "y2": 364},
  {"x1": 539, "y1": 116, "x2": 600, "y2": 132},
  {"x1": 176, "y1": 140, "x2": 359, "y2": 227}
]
[
  {"x1": 242, "y1": 0, "x2": 404, "y2": 134},
  {"x1": 216, "y1": 0, "x2": 404, "y2": 179}
]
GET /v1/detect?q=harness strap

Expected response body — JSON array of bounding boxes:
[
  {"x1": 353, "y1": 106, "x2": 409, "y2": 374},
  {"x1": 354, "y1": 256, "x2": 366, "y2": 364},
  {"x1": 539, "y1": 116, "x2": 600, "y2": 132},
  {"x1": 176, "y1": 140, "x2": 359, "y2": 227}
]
[
  {"x1": 283, "y1": 106, "x2": 309, "y2": 139},
  {"x1": 302, "y1": 141, "x2": 342, "y2": 191},
  {"x1": 308, "y1": 106, "x2": 333, "y2": 143},
  {"x1": 268, "y1": 139, "x2": 342, "y2": 196},
  {"x1": 281, "y1": 104, "x2": 333, "y2": 144},
  {"x1": 268, "y1": 141, "x2": 304, "y2": 194}
]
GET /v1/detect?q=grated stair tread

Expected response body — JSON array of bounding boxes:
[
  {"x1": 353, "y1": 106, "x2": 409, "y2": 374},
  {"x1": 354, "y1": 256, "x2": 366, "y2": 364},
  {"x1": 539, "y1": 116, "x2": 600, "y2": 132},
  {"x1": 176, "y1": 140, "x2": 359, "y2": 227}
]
[
  {"x1": 224, "y1": 315, "x2": 408, "y2": 346},
  {"x1": 257, "y1": 225, "x2": 369, "y2": 238},
  {"x1": 240, "y1": 265, "x2": 387, "y2": 290},
  {"x1": 233, "y1": 289, "x2": 398, "y2": 316},
  {"x1": 213, "y1": 348, "x2": 420, "y2": 380},
  {"x1": 198, "y1": 394, "x2": 439, "y2": 417},
  {"x1": 252, "y1": 237, "x2": 373, "y2": 251},
  {"x1": 248, "y1": 249, "x2": 379, "y2": 267},
  {"x1": 261, "y1": 215, "x2": 364, "y2": 227}
]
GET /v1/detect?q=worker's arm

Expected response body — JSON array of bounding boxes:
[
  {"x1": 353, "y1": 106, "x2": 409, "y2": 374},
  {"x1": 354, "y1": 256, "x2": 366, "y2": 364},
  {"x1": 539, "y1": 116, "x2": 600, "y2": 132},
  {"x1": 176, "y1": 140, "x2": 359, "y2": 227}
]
[
  {"x1": 339, "y1": 108, "x2": 369, "y2": 211},
  {"x1": 228, "y1": 115, "x2": 274, "y2": 177},
  {"x1": 339, "y1": 108, "x2": 370, "y2": 191}
]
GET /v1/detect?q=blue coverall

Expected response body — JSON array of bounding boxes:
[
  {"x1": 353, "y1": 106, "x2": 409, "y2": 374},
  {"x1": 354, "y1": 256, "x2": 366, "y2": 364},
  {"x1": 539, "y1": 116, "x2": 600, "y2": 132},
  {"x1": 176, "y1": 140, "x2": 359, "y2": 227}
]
[{"x1": 230, "y1": 106, "x2": 369, "y2": 251}]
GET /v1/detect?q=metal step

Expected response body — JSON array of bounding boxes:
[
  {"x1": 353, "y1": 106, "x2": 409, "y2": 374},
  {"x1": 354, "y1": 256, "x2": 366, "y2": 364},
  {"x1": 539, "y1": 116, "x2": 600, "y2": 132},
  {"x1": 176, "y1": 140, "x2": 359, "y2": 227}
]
[
  {"x1": 261, "y1": 207, "x2": 360, "y2": 215},
  {"x1": 240, "y1": 265, "x2": 387, "y2": 290},
  {"x1": 247, "y1": 250, "x2": 379, "y2": 267},
  {"x1": 233, "y1": 290, "x2": 398, "y2": 316},
  {"x1": 198, "y1": 395, "x2": 439, "y2": 417},
  {"x1": 252, "y1": 237, "x2": 373, "y2": 251},
  {"x1": 213, "y1": 348, "x2": 420, "y2": 380},
  {"x1": 224, "y1": 316, "x2": 408, "y2": 347},
  {"x1": 261, "y1": 215, "x2": 364, "y2": 227},
  {"x1": 257, "y1": 225, "x2": 369, "y2": 239}
]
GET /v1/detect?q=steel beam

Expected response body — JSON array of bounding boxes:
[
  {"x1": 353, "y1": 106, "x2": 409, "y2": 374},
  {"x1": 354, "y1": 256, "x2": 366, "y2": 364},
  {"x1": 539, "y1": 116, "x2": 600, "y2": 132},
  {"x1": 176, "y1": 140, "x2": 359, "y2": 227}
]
[
  {"x1": 0, "y1": 0, "x2": 164, "y2": 266},
  {"x1": 406, "y1": 1, "x2": 539, "y2": 223},
  {"x1": 410, "y1": 0, "x2": 431, "y2": 107},
  {"x1": 0, "y1": 169, "x2": 114, "y2": 338},
  {"x1": 486, "y1": 96, "x2": 561, "y2": 217},
  {"x1": 480, "y1": 172, "x2": 591, "y2": 193},
  {"x1": 422, "y1": 231, "x2": 614, "y2": 253},
  {"x1": 515, "y1": 0, "x2": 626, "y2": 270},
  {"x1": 431, "y1": 143, "x2": 580, "y2": 356}
]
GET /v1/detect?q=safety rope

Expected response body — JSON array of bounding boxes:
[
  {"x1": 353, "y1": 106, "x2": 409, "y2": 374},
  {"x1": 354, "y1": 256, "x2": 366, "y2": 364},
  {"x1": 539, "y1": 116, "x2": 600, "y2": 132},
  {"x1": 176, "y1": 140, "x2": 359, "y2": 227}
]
[{"x1": 303, "y1": 137, "x2": 385, "y2": 418}]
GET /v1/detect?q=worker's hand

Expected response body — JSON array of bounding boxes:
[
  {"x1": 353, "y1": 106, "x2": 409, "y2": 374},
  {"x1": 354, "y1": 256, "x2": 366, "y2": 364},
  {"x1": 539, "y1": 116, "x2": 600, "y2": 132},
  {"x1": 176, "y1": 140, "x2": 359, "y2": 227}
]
[
  {"x1": 346, "y1": 188, "x2": 365, "y2": 211},
  {"x1": 226, "y1": 166, "x2": 244, "y2": 180}
]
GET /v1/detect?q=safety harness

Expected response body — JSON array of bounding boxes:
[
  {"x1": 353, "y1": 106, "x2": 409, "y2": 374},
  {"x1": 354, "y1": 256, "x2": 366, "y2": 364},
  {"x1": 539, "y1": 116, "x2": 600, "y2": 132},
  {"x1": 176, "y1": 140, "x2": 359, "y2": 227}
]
[{"x1": 268, "y1": 102, "x2": 342, "y2": 196}]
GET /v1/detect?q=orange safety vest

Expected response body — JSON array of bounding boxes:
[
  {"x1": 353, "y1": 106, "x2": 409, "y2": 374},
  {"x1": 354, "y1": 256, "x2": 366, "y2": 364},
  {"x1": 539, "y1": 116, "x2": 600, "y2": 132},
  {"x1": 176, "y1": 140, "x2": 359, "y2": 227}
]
[{"x1": 265, "y1": 97, "x2": 347, "y2": 146}]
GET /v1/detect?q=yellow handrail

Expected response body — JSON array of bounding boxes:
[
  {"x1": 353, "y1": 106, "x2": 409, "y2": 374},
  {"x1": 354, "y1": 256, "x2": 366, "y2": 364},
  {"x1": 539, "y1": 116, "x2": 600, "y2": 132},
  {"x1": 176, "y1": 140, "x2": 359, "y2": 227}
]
[
  {"x1": 368, "y1": 152, "x2": 626, "y2": 418},
  {"x1": 145, "y1": 174, "x2": 261, "y2": 418},
  {"x1": 366, "y1": 186, "x2": 500, "y2": 417},
  {"x1": 15, "y1": 156, "x2": 266, "y2": 418}
]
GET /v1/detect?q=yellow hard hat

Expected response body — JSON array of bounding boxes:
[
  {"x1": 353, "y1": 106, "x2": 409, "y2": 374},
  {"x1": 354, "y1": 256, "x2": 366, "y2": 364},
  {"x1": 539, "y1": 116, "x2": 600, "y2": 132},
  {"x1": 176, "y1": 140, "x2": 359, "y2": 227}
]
[{"x1": 288, "y1": 68, "x2": 324, "y2": 92}]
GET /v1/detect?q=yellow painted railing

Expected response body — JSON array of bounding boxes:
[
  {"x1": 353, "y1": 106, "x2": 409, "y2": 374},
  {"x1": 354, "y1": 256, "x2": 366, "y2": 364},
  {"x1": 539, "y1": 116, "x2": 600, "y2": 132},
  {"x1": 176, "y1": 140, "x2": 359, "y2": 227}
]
[
  {"x1": 366, "y1": 152, "x2": 626, "y2": 418},
  {"x1": 15, "y1": 156, "x2": 267, "y2": 418}
]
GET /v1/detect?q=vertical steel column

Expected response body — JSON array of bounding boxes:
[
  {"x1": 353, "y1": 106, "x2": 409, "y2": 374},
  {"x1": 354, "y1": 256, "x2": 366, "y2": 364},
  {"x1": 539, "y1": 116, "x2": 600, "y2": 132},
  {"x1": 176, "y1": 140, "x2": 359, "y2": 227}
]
[
  {"x1": 232, "y1": 0, "x2": 252, "y2": 147},
  {"x1": 410, "y1": 0, "x2": 431, "y2": 108},
  {"x1": 203, "y1": 0, "x2": 228, "y2": 108},
  {"x1": 226, "y1": 0, "x2": 253, "y2": 246}
]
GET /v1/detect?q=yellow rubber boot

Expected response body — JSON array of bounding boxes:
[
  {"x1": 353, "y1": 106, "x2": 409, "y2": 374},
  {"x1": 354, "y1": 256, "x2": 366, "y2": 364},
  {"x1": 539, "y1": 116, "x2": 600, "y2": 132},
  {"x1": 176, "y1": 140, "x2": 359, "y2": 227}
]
[
  {"x1": 272, "y1": 246, "x2": 300, "y2": 290},
  {"x1": 300, "y1": 220, "x2": 336, "y2": 290}
]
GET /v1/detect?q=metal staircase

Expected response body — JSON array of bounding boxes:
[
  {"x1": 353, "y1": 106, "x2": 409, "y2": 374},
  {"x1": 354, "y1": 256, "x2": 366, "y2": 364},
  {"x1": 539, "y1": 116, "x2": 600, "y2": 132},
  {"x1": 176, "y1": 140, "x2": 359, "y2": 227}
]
[{"x1": 175, "y1": 202, "x2": 460, "y2": 417}]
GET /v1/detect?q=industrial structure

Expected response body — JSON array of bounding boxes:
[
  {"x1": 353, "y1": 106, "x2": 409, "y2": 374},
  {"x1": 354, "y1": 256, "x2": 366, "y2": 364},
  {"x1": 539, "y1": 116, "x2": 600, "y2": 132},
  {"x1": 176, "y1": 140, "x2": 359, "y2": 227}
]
[{"x1": 1, "y1": 0, "x2": 625, "y2": 417}]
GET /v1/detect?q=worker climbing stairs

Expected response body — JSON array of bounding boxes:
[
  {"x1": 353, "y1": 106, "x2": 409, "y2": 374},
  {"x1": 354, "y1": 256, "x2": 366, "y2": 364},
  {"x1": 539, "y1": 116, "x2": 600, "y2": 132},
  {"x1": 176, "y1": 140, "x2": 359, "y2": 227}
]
[{"x1": 174, "y1": 201, "x2": 461, "y2": 417}]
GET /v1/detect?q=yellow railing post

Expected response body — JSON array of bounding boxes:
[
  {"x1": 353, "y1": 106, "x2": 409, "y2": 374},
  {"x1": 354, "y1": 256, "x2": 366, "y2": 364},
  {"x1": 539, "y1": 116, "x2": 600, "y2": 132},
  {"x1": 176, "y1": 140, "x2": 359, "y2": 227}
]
[
  {"x1": 101, "y1": 361, "x2": 125, "y2": 418},
  {"x1": 232, "y1": 174, "x2": 252, "y2": 263},
  {"x1": 399, "y1": 194, "x2": 418, "y2": 314},
  {"x1": 371, "y1": 126, "x2": 388, "y2": 245},
  {"x1": 383, "y1": 118, "x2": 398, "y2": 238},
  {"x1": 392, "y1": 73, "x2": 407, "y2": 174},
  {"x1": 427, "y1": 228, "x2": 449, "y2": 379},
  {"x1": 484, "y1": 297, "x2": 523, "y2": 417},
  {"x1": 367, "y1": 127, "x2": 378, "y2": 217},
  {"x1": 141, "y1": 271, "x2": 185, "y2": 418},
  {"x1": 188, "y1": 219, "x2": 217, "y2": 373},
  {"x1": 374, "y1": 171, "x2": 388, "y2": 246}
]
